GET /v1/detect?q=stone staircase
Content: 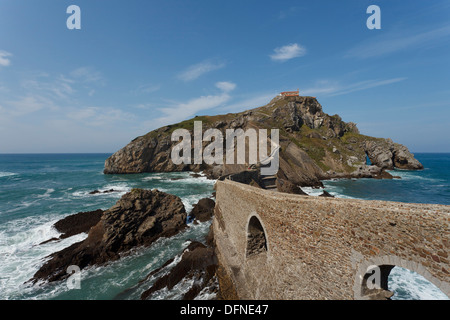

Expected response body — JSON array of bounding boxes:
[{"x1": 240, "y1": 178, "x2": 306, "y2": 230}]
[{"x1": 260, "y1": 175, "x2": 277, "y2": 191}]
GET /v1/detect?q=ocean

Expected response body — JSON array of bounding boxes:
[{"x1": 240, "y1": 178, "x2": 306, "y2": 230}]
[{"x1": 0, "y1": 153, "x2": 448, "y2": 300}]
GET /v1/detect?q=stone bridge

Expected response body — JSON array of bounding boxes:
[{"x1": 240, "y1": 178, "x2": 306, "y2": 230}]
[{"x1": 213, "y1": 180, "x2": 450, "y2": 299}]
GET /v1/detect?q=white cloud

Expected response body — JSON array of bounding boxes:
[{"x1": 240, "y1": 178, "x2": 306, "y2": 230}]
[
  {"x1": 4, "y1": 95, "x2": 55, "y2": 117},
  {"x1": 133, "y1": 103, "x2": 155, "y2": 110},
  {"x1": 133, "y1": 84, "x2": 161, "y2": 94},
  {"x1": 346, "y1": 25, "x2": 450, "y2": 59},
  {"x1": 177, "y1": 60, "x2": 226, "y2": 81},
  {"x1": 270, "y1": 43, "x2": 306, "y2": 62},
  {"x1": 151, "y1": 81, "x2": 236, "y2": 126},
  {"x1": 0, "y1": 50, "x2": 12, "y2": 67},
  {"x1": 157, "y1": 93, "x2": 231, "y2": 126},
  {"x1": 22, "y1": 76, "x2": 75, "y2": 100},
  {"x1": 300, "y1": 77, "x2": 407, "y2": 97},
  {"x1": 20, "y1": 67, "x2": 105, "y2": 102},
  {"x1": 154, "y1": 82, "x2": 235, "y2": 126},
  {"x1": 67, "y1": 106, "x2": 136, "y2": 126},
  {"x1": 70, "y1": 67, "x2": 104, "y2": 84},
  {"x1": 215, "y1": 81, "x2": 236, "y2": 93}
]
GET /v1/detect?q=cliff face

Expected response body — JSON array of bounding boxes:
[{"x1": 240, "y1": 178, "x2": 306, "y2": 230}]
[{"x1": 104, "y1": 95, "x2": 422, "y2": 187}]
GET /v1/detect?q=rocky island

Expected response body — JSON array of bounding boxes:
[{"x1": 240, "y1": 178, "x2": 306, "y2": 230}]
[{"x1": 104, "y1": 95, "x2": 423, "y2": 191}]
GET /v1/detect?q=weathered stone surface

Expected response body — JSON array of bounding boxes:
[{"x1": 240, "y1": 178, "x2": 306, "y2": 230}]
[
  {"x1": 31, "y1": 189, "x2": 187, "y2": 283},
  {"x1": 213, "y1": 180, "x2": 450, "y2": 300},
  {"x1": 364, "y1": 139, "x2": 423, "y2": 170}
]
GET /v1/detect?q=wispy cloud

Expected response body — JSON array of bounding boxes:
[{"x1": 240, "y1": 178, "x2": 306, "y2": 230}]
[
  {"x1": 177, "y1": 60, "x2": 226, "y2": 81},
  {"x1": 0, "y1": 50, "x2": 12, "y2": 67},
  {"x1": 67, "y1": 106, "x2": 136, "y2": 126},
  {"x1": 277, "y1": 6, "x2": 301, "y2": 20},
  {"x1": 347, "y1": 25, "x2": 450, "y2": 59},
  {"x1": 133, "y1": 83, "x2": 161, "y2": 94},
  {"x1": 215, "y1": 81, "x2": 236, "y2": 93},
  {"x1": 156, "y1": 81, "x2": 236, "y2": 125},
  {"x1": 70, "y1": 67, "x2": 105, "y2": 85},
  {"x1": 270, "y1": 43, "x2": 306, "y2": 62},
  {"x1": 23, "y1": 76, "x2": 77, "y2": 100},
  {"x1": 1, "y1": 67, "x2": 110, "y2": 125},
  {"x1": 301, "y1": 77, "x2": 407, "y2": 97},
  {"x1": 20, "y1": 67, "x2": 105, "y2": 101},
  {"x1": 2, "y1": 95, "x2": 57, "y2": 117}
]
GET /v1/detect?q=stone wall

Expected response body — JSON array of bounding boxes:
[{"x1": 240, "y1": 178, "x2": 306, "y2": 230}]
[{"x1": 213, "y1": 180, "x2": 450, "y2": 300}]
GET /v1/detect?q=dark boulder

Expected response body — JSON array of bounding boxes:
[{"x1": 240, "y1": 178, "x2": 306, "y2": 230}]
[
  {"x1": 54, "y1": 209, "x2": 103, "y2": 239},
  {"x1": 276, "y1": 179, "x2": 308, "y2": 195},
  {"x1": 319, "y1": 190, "x2": 334, "y2": 198},
  {"x1": 39, "y1": 209, "x2": 103, "y2": 245},
  {"x1": 188, "y1": 198, "x2": 215, "y2": 222},
  {"x1": 89, "y1": 189, "x2": 118, "y2": 195},
  {"x1": 140, "y1": 241, "x2": 218, "y2": 300}
]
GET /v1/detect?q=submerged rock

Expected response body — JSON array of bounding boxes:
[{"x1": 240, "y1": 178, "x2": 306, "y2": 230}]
[{"x1": 89, "y1": 189, "x2": 118, "y2": 195}]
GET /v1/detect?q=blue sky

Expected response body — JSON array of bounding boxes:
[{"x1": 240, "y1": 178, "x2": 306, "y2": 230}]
[{"x1": 0, "y1": 0, "x2": 449, "y2": 153}]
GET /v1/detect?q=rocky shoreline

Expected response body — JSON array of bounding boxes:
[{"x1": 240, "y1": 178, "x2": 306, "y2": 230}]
[{"x1": 31, "y1": 186, "x2": 219, "y2": 300}]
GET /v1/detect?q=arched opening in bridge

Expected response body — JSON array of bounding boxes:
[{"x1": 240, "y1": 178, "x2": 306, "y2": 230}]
[
  {"x1": 246, "y1": 216, "x2": 267, "y2": 257},
  {"x1": 361, "y1": 265, "x2": 449, "y2": 300}
]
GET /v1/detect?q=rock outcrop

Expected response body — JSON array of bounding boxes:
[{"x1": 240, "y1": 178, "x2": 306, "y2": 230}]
[
  {"x1": 31, "y1": 189, "x2": 187, "y2": 283},
  {"x1": 188, "y1": 198, "x2": 216, "y2": 223},
  {"x1": 364, "y1": 139, "x2": 423, "y2": 170},
  {"x1": 104, "y1": 95, "x2": 423, "y2": 189},
  {"x1": 39, "y1": 209, "x2": 103, "y2": 245},
  {"x1": 140, "y1": 240, "x2": 218, "y2": 300}
]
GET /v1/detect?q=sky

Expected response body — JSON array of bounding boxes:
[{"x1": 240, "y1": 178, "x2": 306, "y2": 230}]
[{"x1": 0, "y1": 0, "x2": 449, "y2": 153}]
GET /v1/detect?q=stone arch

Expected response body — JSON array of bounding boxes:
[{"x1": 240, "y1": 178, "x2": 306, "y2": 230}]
[
  {"x1": 353, "y1": 255, "x2": 450, "y2": 300},
  {"x1": 246, "y1": 214, "x2": 268, "y2": 258}
]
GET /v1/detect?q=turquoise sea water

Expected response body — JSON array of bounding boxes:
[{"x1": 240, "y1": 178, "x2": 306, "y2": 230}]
[
  {"x1": 0, "y1": 154, "x2": 215, "y2": 300},
  {"x1": 0, "y1": 153, "x2": 448, "y2": 300},
  {"x1": 322, "y1": 153, "x2": 450, "y2": 206}
]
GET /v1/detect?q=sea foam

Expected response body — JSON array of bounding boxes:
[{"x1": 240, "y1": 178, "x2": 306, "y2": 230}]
[{"x1": 0, "y1": 172, "x2": 17, "y2": 178}]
